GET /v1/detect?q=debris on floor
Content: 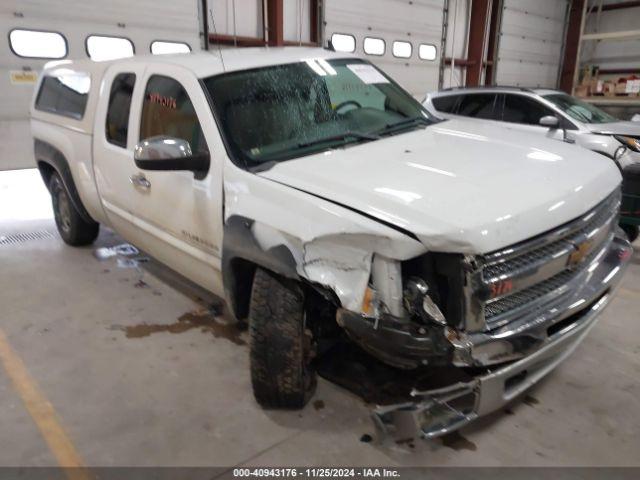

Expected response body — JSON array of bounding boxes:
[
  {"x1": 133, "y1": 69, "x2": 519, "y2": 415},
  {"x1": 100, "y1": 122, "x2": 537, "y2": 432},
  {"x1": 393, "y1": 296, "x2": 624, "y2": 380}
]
[
  {"x1": 316, "y1": 340, "x2": 477, "y2": 444},
  {"x1": 94, "y1": 243, "x2": 139, "y2": 260},
  {"x1": 116, "y1": 257, "x2": 149, "y2": 269}
]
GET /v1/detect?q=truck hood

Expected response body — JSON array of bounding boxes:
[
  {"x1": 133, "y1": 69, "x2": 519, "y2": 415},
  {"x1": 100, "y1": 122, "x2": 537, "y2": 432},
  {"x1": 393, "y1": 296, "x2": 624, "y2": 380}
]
[
  {"x1": 258, "y1": 118, "x2": 621, "y2": 254},
  {"x1": 586, "y1": 121, "x2": 640, "y2": 136}
]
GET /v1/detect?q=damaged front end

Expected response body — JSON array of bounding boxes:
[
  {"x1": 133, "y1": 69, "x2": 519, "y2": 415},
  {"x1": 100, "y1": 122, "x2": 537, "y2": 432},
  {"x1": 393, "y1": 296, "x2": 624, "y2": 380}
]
[
  {"x1": 224, "y1": 171, "x2": 630, "y2": 442},
  {"x1": 335, "y1": 192, "x2": 631, "y2": 441}
]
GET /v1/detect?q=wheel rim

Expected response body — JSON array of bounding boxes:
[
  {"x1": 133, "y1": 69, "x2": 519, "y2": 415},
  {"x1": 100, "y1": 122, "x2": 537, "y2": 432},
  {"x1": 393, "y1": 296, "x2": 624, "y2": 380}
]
[{"x1": 54, "y1": 185, "x2": 72, "y2": 234}]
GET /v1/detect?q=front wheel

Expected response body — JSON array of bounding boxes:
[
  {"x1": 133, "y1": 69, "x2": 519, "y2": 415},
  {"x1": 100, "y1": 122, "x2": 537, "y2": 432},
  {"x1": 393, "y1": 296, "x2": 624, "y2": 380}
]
[
  {"x1": 49, "y1": 172, "x2": 99, "y2": 246},
  {"x1": 249, "y1": 268, "x2": 316, "y2": 409}
]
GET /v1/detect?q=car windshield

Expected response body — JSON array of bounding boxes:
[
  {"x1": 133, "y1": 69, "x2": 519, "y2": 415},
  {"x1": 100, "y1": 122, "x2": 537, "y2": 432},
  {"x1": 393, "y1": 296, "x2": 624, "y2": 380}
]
[
  {"x1": 203, "y1": 58, "x2": 432, "y2": 166},
  {"x1": 543, "y1": 93, "x2": 617, "y2": 124}
]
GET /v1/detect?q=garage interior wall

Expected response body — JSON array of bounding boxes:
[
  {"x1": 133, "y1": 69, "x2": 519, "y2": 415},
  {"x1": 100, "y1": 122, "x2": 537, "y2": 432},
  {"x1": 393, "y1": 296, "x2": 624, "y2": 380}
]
[
  {"x1": 0, "y1": 0, "x2": 201, "y2": 171},
  {"x1": 323, "y1": 0, "x2": 447, "y2": 97},
  {"x1": 494, "y1": 0, "x2": 570, "y2": 87},
  {"x1": 208, "y1": 0, "x2": 264, "y2": 39}
]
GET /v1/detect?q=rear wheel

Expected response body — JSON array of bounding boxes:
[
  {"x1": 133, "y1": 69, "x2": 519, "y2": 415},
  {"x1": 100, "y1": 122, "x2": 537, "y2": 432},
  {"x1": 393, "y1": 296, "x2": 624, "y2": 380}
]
[
  {"x1": 621, "y1": 224, "x2": 639, "y2": 243},
  {"x1": 49, "y1": 172, "x2": 99, "y2": 246},
  {"x1": 249, "y1": 268, "x2": 316, "y2": 409}
]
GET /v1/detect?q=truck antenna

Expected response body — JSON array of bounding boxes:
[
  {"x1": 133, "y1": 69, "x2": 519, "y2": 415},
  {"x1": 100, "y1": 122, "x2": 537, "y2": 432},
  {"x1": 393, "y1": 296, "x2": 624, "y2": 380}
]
[{"x1": 209, "y1": 7, "x2": 226, "y2": 71}]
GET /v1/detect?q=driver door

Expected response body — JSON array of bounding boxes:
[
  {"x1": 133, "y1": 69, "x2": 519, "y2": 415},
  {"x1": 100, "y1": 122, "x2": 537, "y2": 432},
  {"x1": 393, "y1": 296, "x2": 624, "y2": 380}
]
[{"x1": 125, "y1": 66, "x2": 225, "y2": 294}]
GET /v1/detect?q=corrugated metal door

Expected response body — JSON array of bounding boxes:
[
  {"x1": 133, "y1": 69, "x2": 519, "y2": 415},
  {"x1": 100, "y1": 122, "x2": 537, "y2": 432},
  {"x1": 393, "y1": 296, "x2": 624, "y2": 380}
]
[
  {"x1": 0, "y1": 0, "x2": 200, "y2": 171},
  {"x1": 324, "y1": 0, "x2": 446, "y2": 98},
  {"x1": 494, "y1": 0, "x2": 569, "y2": 88}
]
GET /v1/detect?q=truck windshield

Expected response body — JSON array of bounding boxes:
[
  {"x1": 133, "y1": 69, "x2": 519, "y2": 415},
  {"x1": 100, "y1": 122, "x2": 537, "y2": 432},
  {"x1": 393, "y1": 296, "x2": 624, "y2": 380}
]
[
  {"x1": 543, "y1": 93, "x2": 617, "y2": 124},
  {"x1": 203, "y1": 58, "x2": 432, "y2": 166}
]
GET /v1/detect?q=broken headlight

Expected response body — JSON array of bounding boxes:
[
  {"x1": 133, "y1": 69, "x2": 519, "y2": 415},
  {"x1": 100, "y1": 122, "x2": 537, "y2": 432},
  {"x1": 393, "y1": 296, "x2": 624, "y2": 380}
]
[{"x1": 403, "y1": 277, "x2": 447, "y2": 326}]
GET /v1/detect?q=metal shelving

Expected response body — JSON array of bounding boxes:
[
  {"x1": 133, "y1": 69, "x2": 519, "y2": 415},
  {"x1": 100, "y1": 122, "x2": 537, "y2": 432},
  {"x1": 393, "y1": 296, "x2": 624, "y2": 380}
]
[{"x1": 571, "y1": 0, "x2": 640, "y2": 106}]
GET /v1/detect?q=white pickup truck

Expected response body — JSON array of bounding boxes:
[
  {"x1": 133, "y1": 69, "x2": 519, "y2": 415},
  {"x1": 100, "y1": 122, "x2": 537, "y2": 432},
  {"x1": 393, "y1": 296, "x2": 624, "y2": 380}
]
[{"x1": 30, "y1": 48, "x2": 631, "y2": 440}]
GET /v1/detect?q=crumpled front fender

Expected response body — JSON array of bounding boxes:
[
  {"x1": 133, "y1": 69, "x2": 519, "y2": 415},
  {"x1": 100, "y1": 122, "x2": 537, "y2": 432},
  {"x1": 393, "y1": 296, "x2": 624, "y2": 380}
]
[{"x1": 222, "y1": 167, "x2": 426, "y2": 316}]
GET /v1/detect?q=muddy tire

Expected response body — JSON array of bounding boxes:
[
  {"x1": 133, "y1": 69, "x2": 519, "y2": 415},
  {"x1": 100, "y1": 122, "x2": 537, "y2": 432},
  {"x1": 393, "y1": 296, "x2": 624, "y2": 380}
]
[
  {"x1": 621, "y1": 224, "x2": 639, "y2": 243},
  {"x1": 49, "y1": 172, "x2": 99, "y2": 246},
  {"x1": 249, "y1": 268, "x2": 316, "y2": 409}
]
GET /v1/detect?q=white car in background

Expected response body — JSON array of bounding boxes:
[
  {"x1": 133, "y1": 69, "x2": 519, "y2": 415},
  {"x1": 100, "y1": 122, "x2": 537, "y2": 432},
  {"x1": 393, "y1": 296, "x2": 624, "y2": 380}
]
[{"x1": 424, "y1": 87, "x2": 640, "y2": 168}]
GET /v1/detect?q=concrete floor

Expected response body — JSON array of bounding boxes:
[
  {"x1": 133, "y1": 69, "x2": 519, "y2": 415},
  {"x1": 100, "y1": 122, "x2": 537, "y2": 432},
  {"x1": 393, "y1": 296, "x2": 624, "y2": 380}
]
[{"x1": 1, "y1": 169, "x2": 640, "y2": 467}]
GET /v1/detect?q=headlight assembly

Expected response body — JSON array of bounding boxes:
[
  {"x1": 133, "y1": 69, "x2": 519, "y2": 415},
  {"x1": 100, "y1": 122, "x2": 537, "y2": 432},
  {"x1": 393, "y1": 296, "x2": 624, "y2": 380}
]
[
  {"x1": 615, "y1": 135, "x2": 640, "y2": 153},
  {"x1": 404, "y1": 277, "x2": 447, "y2": 326}
]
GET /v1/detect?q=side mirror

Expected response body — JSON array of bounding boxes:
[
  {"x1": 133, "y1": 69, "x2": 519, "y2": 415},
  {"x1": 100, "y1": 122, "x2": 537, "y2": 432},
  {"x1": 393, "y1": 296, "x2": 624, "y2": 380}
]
[
  {"x1": 539, "y1": 115, "x2": 559, "y2": 129},
  {"x1": 134, "y1": 136, "x2": 209, "y2": 179}
]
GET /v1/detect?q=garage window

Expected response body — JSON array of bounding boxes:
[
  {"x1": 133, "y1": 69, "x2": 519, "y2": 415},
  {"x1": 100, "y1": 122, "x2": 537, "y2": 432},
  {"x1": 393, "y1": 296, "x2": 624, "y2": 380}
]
[
  {"x1": 35, "y1": 72, "x2": 90, "y2": 119},
  {"x1": 331, "y1": 33, "x2": 356, "y2": 53},
  {"x1": 106, "y1": 73, "x2": 136, "y2": 148},
  {"x1": 363, "y1": 37, "x2": 385, "y2": 56},
  {"x1": 419, "y1": 44, "x2": 437, "y2": 61},
  {"x1": 392, "y1": 41, "x2": 412, "y2": 58},
  {"x1": 151, "y1": 41, "x2": 191, "y2": 55},
  {"x1": 86, "y1": 35, "x2": 134, "y2": 61},
  {"x1": 9, "y1": 29, "x2": 67, "y2": 59}
]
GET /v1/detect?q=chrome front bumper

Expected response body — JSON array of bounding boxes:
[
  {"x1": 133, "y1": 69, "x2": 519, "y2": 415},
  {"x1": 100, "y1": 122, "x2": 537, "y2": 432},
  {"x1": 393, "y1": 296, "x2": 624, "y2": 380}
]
[{"x1": 373, "y1": 234, "x2": 632, "y2": 441}]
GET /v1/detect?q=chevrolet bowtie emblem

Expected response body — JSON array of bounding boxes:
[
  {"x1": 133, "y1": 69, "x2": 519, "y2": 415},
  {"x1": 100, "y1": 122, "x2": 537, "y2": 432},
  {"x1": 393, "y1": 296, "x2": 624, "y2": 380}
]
[{"x1": 568, "y1": 239, "x2": 592, "y2": 267}]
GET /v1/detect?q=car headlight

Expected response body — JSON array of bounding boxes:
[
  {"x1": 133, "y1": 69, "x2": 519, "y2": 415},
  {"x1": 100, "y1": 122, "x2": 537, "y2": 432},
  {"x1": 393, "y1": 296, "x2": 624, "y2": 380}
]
[
  {"x1": 615, "y1": 135, "x2": 640, "y2": 153},
  {"x1": 403, "y1": 277, "x2": 447, "y2": 326}
]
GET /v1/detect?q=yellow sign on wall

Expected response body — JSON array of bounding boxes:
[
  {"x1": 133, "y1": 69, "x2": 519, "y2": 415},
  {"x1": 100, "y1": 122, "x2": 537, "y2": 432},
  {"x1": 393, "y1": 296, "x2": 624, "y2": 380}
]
[{"x1": 10, "y1": 70, "x2": 38, "y2": 85}]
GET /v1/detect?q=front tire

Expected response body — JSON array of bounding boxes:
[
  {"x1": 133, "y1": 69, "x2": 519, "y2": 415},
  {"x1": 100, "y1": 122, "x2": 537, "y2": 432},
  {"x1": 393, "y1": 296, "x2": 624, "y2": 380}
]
[
  {"x1": 49, "y1": 172, "x2": 99, "y2": 246},
  {"x1": 249, "y1": 268, "x2": 316, "y2": 409}
]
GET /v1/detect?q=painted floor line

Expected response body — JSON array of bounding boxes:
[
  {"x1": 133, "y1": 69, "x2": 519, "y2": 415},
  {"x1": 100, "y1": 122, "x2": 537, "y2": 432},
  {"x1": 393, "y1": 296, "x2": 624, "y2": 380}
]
[{"x1": 0, "y1": 328, "x2": 91, "y2": 480}]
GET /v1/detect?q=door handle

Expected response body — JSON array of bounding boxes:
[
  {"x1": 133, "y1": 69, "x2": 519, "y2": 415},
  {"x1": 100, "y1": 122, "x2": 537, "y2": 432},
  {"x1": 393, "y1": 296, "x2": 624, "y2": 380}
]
[{"x1": 129, "y1": 173, "x2": 151, "y2": 189}]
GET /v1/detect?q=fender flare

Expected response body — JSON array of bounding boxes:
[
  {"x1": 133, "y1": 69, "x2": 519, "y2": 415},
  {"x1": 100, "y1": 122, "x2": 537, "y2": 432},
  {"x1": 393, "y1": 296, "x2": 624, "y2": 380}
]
[
  {"x1": 34, "y1": 139, "x2": 97, "y2": 224},
  {"x1": 222, "y1": 215, "x2": 300, "y2": 320}
]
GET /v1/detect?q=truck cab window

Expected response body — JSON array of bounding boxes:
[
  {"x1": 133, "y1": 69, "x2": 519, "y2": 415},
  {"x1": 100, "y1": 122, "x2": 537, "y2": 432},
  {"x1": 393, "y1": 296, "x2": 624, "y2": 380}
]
[
  {"x1": 139, "y1": 75, "x2": 208, "y2": 156},
  {"x1": 106, "y1": 73, "x2": 136, "y2": 148}
]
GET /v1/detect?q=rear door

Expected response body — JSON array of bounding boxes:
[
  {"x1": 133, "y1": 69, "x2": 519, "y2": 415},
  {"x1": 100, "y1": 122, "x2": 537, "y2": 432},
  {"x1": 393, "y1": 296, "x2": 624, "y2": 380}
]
[
  {"x1": 93, "y1": 63, "x2": 147, "y2": 242},
  {"x1": 445, "y1": 93, "x2": 505, "y2": 126}
]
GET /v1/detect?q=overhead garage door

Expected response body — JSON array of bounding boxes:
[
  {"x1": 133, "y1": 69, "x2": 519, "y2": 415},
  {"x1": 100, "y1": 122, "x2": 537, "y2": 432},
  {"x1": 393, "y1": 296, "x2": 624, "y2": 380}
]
[
  {"x1": 324, "y1": 0, "x2": 446, "y2": 98},
  {"x1": 0, "y1": 0, "x2": 200, "y2": 171},
  {"x1": 494, "y1": 0, "x2": 570, "y2": 88}
]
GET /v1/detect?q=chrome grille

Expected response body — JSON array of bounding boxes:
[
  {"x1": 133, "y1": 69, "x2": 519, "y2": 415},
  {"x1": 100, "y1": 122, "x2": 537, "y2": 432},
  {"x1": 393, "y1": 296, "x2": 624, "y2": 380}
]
[
  {"x1": 479, "y1": 189, "x2": 620, "y2": 330},
  {"x1": 483, "y1": 194, "x2": 618, "y2": 281}
]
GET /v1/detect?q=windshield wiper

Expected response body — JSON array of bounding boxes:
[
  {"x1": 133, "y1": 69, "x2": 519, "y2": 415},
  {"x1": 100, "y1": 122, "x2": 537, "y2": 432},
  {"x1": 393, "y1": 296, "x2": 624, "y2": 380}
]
[
  {"x1": 297, "y1": 131, "x2": 380, "y2": 149},
  {"x1": 374, "y1": 116, "x2": 431, "y2": 136}
]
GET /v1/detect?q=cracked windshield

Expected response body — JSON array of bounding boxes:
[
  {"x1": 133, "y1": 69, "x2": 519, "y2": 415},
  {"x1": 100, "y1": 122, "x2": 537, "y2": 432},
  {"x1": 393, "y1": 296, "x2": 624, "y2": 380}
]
[{"x1": 203, "y1": 58, "x2": 432, "y2": 166}]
